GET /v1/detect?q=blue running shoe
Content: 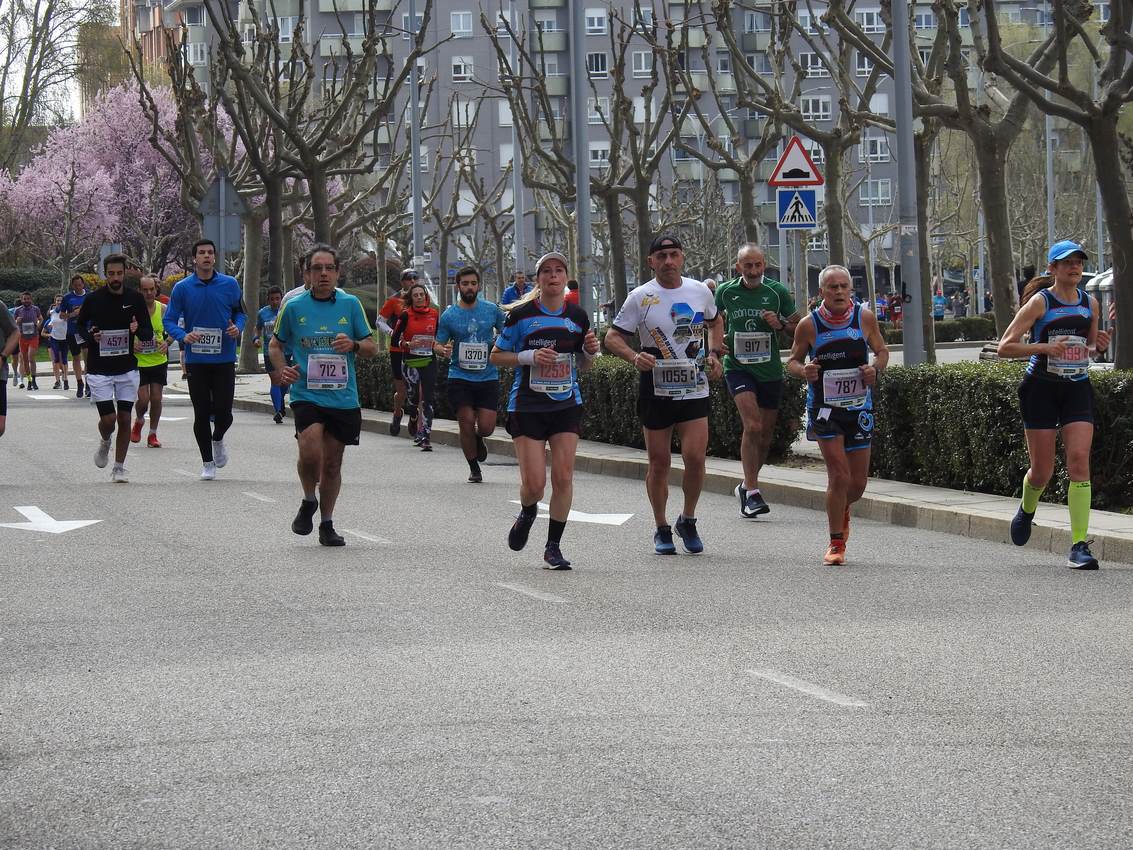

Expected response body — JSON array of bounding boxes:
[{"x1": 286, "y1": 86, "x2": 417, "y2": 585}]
[
  {"x1": 654, "y1": 525, "x2": 676, "y2": 555},
  {"x1": 1010, "y1": 506, "x2": 1035, "y2": 546},
  {"x1": 509, "y1": 510, "x2": 536, "y2": 551},
  {"x1": 543, "y1": 543, "x2": 572, "y2": 570},
  {"x1": 674, "y1": 514, "x2": 704, "y2": 554},
  {"x1": 1067, "y1": 541, "x2": 1099, "y2": 570}
]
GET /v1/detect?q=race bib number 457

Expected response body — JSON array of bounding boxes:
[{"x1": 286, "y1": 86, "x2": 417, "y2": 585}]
[{"x1": 99, "y1": 328, "x2": 130, "y2": 357}]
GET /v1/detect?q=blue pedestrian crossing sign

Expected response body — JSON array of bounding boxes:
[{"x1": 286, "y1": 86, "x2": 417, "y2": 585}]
[{"x1": 777, "y1": 188, "x2": 818, "y2": 230}]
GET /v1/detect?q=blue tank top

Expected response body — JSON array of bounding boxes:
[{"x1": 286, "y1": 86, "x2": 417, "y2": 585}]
[
  {"x1": 807, "y1": 303, "x2": 871, "y2": 410},
  {"x1": 1026, "y1": 288, "x2": 1092, "y2": 382}
]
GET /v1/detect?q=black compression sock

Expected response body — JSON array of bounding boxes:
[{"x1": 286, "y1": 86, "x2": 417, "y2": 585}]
[
  {"x1": 547, "y1": 519, "x2": 566, "y2": 545},
  {"x1": 521, "y1": 502, "x2": 538, "y2": 518}
]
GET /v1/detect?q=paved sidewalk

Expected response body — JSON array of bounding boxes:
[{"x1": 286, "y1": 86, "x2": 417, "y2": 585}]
[{"x1": 204, "y1": 372, "x2": 1133, "y2": 566}]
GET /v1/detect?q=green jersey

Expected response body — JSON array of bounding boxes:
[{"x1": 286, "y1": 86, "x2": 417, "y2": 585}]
[{"x1": 714, "y1": 276, "x2": 796, "y2": 381}]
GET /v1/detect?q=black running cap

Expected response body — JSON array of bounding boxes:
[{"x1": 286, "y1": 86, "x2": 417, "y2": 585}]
[
  {"x1": 400, "y1": 269, "x2": 418, "y2": 280},
  {"x1": 649, "y1": 234, "x2": 683, "y2": 254}
]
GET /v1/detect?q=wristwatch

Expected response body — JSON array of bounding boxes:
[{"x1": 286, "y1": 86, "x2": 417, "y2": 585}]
[{"x1": 352, "y1": 340, "x2": 361, "y2": 353}]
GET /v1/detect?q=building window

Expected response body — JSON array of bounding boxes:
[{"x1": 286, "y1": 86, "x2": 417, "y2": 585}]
[
  {"x1": 452, "y1": 56, "x2": 473, "y2": 82},
  {"x1": 183, "y1": 5, "x2": 203, "y2": 26},
  {"x1": 541, "y1": 54, "x2": 563, "y2": 76},
  {"x1": 860, "y1": 178, "x2": 892, "y2": 206},
  {"x1": 914, "y1": 10, "x2": 935, "y2": 29},
  {"x1": 586, "y1": 52, "x2": 608, "y2": 78},
  {"x1": 746, "y1": 51, "x2": 772, "y2": 74},
  {"x1": 588, "y1": 96, "x2": 609, "y2": 125},
  {"x1": 673, "y1": 136, "x2": 698, "y2": 160},
  {"x1": 632, "y1": 50, "x2": 654, "y2": 77},
  {"x1": 585, "y1": 7, "x2": 607, "y2": 35},
  {"x1": 452, "y1": 97, "x2": 474, "y2": 128},
  {"x1": 804, "y1": 140, "x2": 824, "y2": 164},
  {"x1": 500, "y1": 143, "x2": 513, "y2": 169},
  {"x1": 277, "y1": 16, "x2": 298, "y2": 43},
  {"x1": 870, "y1": 92, "x2": 890, "y2": 116},
  {"x1": 589, "y1": 141, "x2": 611, "y2": 168},
  {"x1": 856, "y1": 52, "x2": 873, "y2": 76},
  {"x1": 450, "y1": 11, "x2": 472, "y2": 38},
  {"x1": 418, "y1": 145, "x2": 429, "y2": 173},
  {"x1": 633, "y1": 7, "x2": 655, "y2": 31},
  {"x1": 918, "y1": 47, "x2": 932, "y2": 66},
  {"x1": 241, "y1": 24, "x2": 255, "y2": 43},
  {"x1": 744, "y1": 10, "x2": 771, "y2": 32},
  {"x1": 722, "y1": 182, "x2": 740, "y2": 205},
  {"x1": 800, "y1": 96, "x2": 831, "y2": 122},
  {"x1": 859, "y1": 134, "x2": 890, "y2": 163},
  {"x1": 401, "y1": 12, "x2": 422, "y2": 38},
  {"x1": 800, "y1": 52, "x2": 829, "y2": 78},
  {"x1": 798, "y1": 11, "x2": 820, "y2": 33},
  {"x1": 716, "y1": 50, "x2": 731, "y2": 73},
  {"x1": 855, "y1": 9, "x2": 884, "y2": 33},
  {"x1": 959, "y1": 8, "x2": 972, "y2": 26},
  {"x1": 498, "y1": 99, "x2": 513, "y2": 127},
  {"x1": 185, "y1": 41, "x2": 207, "y2": 64},
  {"x1": 533, "y1": 13, "x2": 559, "y2": 32},
  {"x1": 808, "y1": 233, "x2": 828, "y2": 251}
]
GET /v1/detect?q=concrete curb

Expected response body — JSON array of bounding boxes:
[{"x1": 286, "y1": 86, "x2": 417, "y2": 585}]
[{"x1": 229, "y1": 392, "x2": 1133, "y2": 567}]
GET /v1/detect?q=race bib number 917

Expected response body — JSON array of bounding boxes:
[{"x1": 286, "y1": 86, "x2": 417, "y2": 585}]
[{"x1": 733, "y1": 331, "x2": 772, "y2": 365}]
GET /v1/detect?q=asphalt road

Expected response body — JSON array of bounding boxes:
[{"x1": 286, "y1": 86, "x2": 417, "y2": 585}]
[{"x1": 2, "y1": 388, "x2": 1132, "y2": 849}]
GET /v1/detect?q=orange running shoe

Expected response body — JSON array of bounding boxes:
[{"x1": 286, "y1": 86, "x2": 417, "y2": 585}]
[
  {"x1": 130, "y1": 419, "x2": 143, "y2": 443},
  {"x1": 147, "y1": 432, "x2": 162, "y2": 448},
  {"x1": 823, "y1": 539, "x2": 846, "y2": 566}
]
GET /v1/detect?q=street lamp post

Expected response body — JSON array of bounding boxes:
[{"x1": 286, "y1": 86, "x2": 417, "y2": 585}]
[
  {"x1": 569, "y1": 1, "x2": 593, "y2": 317},
  {"x1": 408, "y1": 0, "x2": 425, "y2": 281}
]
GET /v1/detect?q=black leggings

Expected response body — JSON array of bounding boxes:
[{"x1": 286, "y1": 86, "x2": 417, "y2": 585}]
[
  {"x1": 405, "y1": 360, "x2": 436, "y2": 438},
  {"x1": 186, "y1": 362, "x2": 236, "y2": 461}
]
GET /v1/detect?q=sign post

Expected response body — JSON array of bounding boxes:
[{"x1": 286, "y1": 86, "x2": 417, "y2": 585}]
[
  {"x1": 769, "y1": 136, "x2": 824, "y2": 305},
  {"x1": 197, "y1": 171, "x2": 249, "y2": 273}
]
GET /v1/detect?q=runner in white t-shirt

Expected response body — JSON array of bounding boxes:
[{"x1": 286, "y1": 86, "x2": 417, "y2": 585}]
[{"x1": 604, "y1": 234, "x2": 724, "y2": 556}]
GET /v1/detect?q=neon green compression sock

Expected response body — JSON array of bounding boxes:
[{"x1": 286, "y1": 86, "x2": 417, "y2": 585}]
[
  {"x1": 1068, "y1": 480, "x2": 1092, "y2": 544},
  {"x1": 1021, "y1": 475, "x2": 1045, "y2": 514}
]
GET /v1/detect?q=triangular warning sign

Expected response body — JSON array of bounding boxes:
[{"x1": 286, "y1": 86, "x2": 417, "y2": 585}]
[
  {"x1": 768, "y1": 136, "x2": 825, "y2": 187},
  {"x1": 781, "y1": 191, "x2": 816, "y2": 225}
]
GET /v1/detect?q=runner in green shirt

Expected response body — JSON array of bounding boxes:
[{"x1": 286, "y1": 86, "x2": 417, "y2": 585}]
[{"x1": 715, "y1": 242, "x2": 801, "y2": 518}]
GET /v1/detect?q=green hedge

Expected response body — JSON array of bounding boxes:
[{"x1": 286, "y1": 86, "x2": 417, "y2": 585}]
[
  {"x1": 882, "y1": 315, "x2": 996, "y2": 344},
  {"x1": 356, "y1": 352, "x2": 807, "y2": 463},
  {"x1": 0, "y1": 268, "x2": 61, "y2": 294},
  {"x1": 871, "y1": 362, "x2": 1133, "y2": 511}
]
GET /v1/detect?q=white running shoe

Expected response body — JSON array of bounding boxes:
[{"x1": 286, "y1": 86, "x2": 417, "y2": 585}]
[
  {"x1": 94, "y1": 438, "x2": 111, "y2": 468},
  {"x1": 200, "y1": 461, "x2": 217, "y2": 481},
  {"x1": 111, "y1": 464, "x2": 129, "y2": 483},
  {"x1": 212, "y1": 439, "x2": 228, "y2": 468}
]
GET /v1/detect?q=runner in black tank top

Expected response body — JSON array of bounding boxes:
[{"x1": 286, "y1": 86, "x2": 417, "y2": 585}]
[{"x1": 998, "y1": 240, "x2": 1111, "y2": 570}]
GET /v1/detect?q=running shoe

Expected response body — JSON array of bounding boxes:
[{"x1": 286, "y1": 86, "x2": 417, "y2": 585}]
[
  {"x1": 30, "y1": 380, "x2": 38, "y2": 390},
  {"x1": 508, "y1": 510, "x2": 536, "y2": 551},
  {"x1": 413, "y1": 433, "x2": 424, "y2": 446},
  {"x1": 420, "y1": 439, "x2": 432, "y2": 452},
  {"x1": 407, "y1": 414, "x2": 418, "y2": 438},
  {"x1": 130, "y1": 419, "x2": 143, "y2": 443},
  {"x1": 84, "y1": 385, "x2": 90, "y2": 398},
  {"x1": 111, "y1": 464, "x2": 129, "y2": 484},
  {"x1": 735, "y1": 483, "x2": 770, "y2": 518},
  {"x1": 468, "y1": 461, "x2": 483, "y2": 483},
  {"x1": 389, "y1": 411, "x2": 402, "y2": 436},
  {"x1": 476, "y1": 435, "x2": 488, "y2": 463},
  {"x1": 823, "y1": 539, "x2": 846, "y2": 566},
  {"x1": 292, "y1": 498, "x2": 319, "y2": 535},
  {"x1": 200, "y1": 461, "x2": 217, "y2": 481},
  {"x1": 273, "y1": 411, "x2": 283, "y2": 424},
  {"x1": 318, "y1": 521, "x2": 345, "y2": 547},
  {"x1": 543, "y1": 543, "x2": 572, "y2": 570},
  {"x1": 147, "y1": 433, "x2": 162, "y2": 448},
  {"x1": 1010, "y1": 506, "x2": 1035, "y2": 546},
  {"x1": 17, "y1": 381, "x2": 23, "y2": 389},
  {"x1": 1067, "y1": 541, "x2": 1099, "y2": 570},
  {"x1": 674, "y1": 514, "x2": 704, "y2": 554},
  {"x1": 52, "y1": 380, "x2": 60, "y2": 389},
  {"x1": 212, "y1": 439, "x2": 229, "y2": 468},
  {"x1": 75, "y1": 380, "x2": 83, "y2": 398},
  {"x1": 94, "y1": 438, "x2": 111, "y2": 469},
  {"x1": 63, "y1": 380, "x2": 69, "y2": 390},
  {"x1": 654, "y1": 524, "x2": 676, "y2": 555}
]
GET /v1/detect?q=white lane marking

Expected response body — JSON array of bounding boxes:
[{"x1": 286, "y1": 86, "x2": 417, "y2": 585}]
[
  {"x1": 160, "y1": 416, "x2": 187, "y2": 421},
  {"x1": 242, "y1": 491, "x2": 276, "y2": 503},
  {"x1": 26, "y1": 394, "x2": 66, "y2": 400},
  {"x1": 494, "y1": 582, "x2": 568, "y2": 604},
  {"x1": 163, "y1": 394, "x2": 190, "y2": 399},
  {"x1": 508, "y1": 500, "x2": 633, "y2": 526},
  {"x1": 744, "y1": 669, "x2": 868, "y2": 708},
  {"x1": 173, "y1": 468, "x2": 195, "y2": 478},
  {"x1": 344, "y1": 529, "x2": 391, "y2": 544}
]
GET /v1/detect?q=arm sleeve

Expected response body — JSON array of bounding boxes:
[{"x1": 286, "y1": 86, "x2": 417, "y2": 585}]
[
  {"x1": 390, "y1": 312, "x2": 408, "y2": 348},
  {"x1": 273, "y1": 303, "x2": 292, "y2": 346},
  {"x1": 135, "y1": 298, "x2": 154, "y2": 342},
  {"x1": 780, "y1": 284, "x2": 797, "y2": 317},
  {"x1": 611, "y1": 294, "x2": 639, "y2": 337},
  {"x1": 494, "y1": 314, "x2": 519, "y2": 352},
  {"x1": 77, "y1": 297, "x2": 93, "y2": 333},
  {"x1": 435, "y1": 310, "x2": 451, "y2": 344},
  {"x1": 231, "y1": 284, "x2": 247, "y2": 332}
]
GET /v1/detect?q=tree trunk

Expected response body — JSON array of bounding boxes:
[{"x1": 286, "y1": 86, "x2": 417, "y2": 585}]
[
  {"x1": 265, "y1": 174, "x2": 283, "y2": 291},
  {"x1": 307, "y1": 169, "x2": 332, "y2": 242},
  {"x1": 491, "y1": 230, "x2": 506, "y2": 303},
  {"x1": 282, "y1": 224, "x2": 295, "y2": 290},
  {"x1": 603, "y1": 189, "x2": 628, "y2": 314},
  {"x1": 633, "y1": 184, "x2": 653, "y2": 296},
  {"x1": 437, "y1": 233, "x2": 449, "y2": 307},
  {"x1": 863, "y1": 238, "x2": 876, "y2": 312},
  {"x1": 821, "y1": 140, "x2": 846, "y2": 265},
  {"x1": 738, "y1": 167, "x2": 761, "y2": 245},
  {"x1": 914, "y1": 131, "x2": 937, "y2": 364},
  {"x1": 1086, "y1": 118, "x2": 1133, "y2": 369},
  {"x1": 974, "y1": 143, "x2": 1016, "y2": 336},
  {"x1": 238, "y1": 214, "x2": 265, "y2": 374}
]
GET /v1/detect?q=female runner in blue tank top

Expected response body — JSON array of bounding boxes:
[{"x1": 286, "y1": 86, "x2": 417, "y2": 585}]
[{"x1": 998, "y1": 240, "x2": 1111, "y2": 570}]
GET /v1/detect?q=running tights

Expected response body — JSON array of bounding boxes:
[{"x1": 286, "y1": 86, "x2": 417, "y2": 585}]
[
  {"x1": 405, "y1": 361, "x2": 436, "y2": 438},
  {"x1": 186, "y1": 362, "x2": 236, "y2": 462}
]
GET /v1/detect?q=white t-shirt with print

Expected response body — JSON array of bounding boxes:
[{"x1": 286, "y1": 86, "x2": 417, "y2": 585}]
[{"x1": 613, "y1": 276, "x2": 718, "y2": 400}]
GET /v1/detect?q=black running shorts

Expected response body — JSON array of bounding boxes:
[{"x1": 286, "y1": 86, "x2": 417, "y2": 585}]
[
  {"x1": 447, "y1": 378, "x2": 499, "y2": 413},
  {"x1": 291, "y1": 402, "x2": 362, "y2": 446},
  {"x1": 1018, "y1": 375, "x2": 1094, "y2": 430},
  {"x1": 505, "y1": 404, "x2": 583, "y2": 441}
]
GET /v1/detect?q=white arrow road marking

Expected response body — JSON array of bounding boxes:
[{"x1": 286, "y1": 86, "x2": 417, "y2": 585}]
[
  {"x1": 744, "y1": 669, "x2": 868, "y2": 708},
  {"x1": 344, "y1": 530, "x2": 391, "y2": 544},
  {"x1": 508, "y1": 501, "x2": 633, "y2": 526},
  {"x1": 494, "y1": 582, "x2": 568, "y2": 604},
  {"x1": 0, "y1": 506, "x2": 101, "y2": 535}
]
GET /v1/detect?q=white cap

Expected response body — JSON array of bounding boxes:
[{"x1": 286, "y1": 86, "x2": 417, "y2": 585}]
[{"x1": 535, "y1": 251, "x2": 569, "y2": 276}]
